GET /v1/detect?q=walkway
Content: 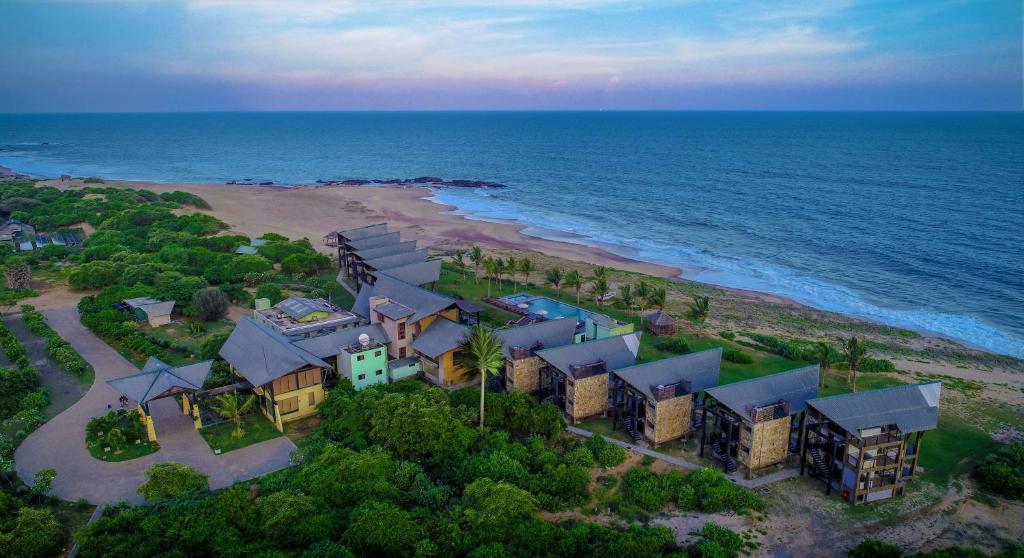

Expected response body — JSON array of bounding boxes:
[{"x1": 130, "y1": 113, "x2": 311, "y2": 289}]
[
  {"x1": 567, "y1": 426, "x2": 800, "y2": 489},
  {"x1": 15, "y1": 307, "x2": 297, "y2": 505}
]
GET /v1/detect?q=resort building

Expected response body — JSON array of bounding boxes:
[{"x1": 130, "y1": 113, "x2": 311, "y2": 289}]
[
  {"x1": 354, "y1": 275, "x2": 474, "y2": 387},
  {"x1": 535, "y1": 332, "x2": 641, "y2": 423},
  {"x1": 120, "y1": 297, "x2": 175, "y2": 327},
  {"x1": 367, "y1": 259, "x2": 443, "y2": 289},
  {"x1": 107, "y1": 357, "x2": 213, "y2": 442},
  {"x1": 0, "y1": 219, "x2": 81, "y2": 251},
  {"x1": 610, "y1": 348, "x2": 722, "y2": 446},
  {"x1": 494, "y1": 318, "x2": 579, "y2": 394},
  {"x1": 290, "y1": 324, "x2": 404, "y2": 391},
  {"x1": 645, "y1": 311, "x2": 677, "y2": 336},
  {"x1": 326, "y1": 223, "x2": 440, "y2": 289},
  {"x1": 701, "y1": 365, "x2": 819, "y2": 477},
  {"x1": 253, "y1": 296, "x2": 359, "y2": 339},
  {"x1": 324, "y1": 222, "x2": 389, "y2": 268},
  {"x1": 799, "y1": 381, "x2": 941, "y2": 504},
  {"x1": 219, "y1": 318, "x2": 330, "y2": 431}
]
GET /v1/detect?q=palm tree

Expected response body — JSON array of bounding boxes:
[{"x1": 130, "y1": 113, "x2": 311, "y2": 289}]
[
  {"x1": 687, "y1": 295, "x2": 710, "y2": 334},
  {"x1": 564, "y1": 270, "x2": 584, "y2": 304},
  {"x1": 544, "y1": 267, "x2": 564, "y2": 290},
  {"x1": 455, "y1": 324, "x2": 506, "y2": 431},
  {"x1": 590, "y1": 276, "x2": 609, "y2": 306},
  {"x1": 816, "y1": 341, "x2": 832, "y2": 388},
  {"x1": 591, "y1": 265, "x2": 609, "y2": 281},
  {"x1": 620, "y1": 284, "x2": 634, "y2": 319},
  {"x1": 518, "y1": 258, "x2": 535, "y2": 289},
  {"x1": 504, "y1": 257, "x2": 517, "y2": 290},
  {"x1": 483, "y1": 257, "x2": 499, "y2": 298},
  {"x1": 647, "y1": 287, "x2": 667, "y2": 311},
  {"x1": 469, "y1": 246, "x2": 483, "y2": 283},
  {"x1": 212, "y1": 391, "x2": 257, "y2": 438},
  {"x1": 452, "y1": 250, "x2": 467, "y2": 281},
  {"x1": 843, "y1": 337, "x2": 867, "y2": 392},
  {"x1": 635, "y1": 281, "x2": 651, "y2": 316}
]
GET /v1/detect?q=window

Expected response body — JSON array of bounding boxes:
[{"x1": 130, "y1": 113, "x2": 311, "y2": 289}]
[
  {"x1": 356, "y1": 354, "x2": 365, "y2": 361},
  {"x1": 397, "y1": 322, "x2": 406, "y2": 340},
  {"x1": 357, "y1": 374, "x2": 366, "y2": 380},
  {"x1": 297, "y1": 369, "x2": 320, "y2": 388},
  {"x1": 376, "y1": 369, "x2": 383, "y2": 376},
  {"x1": 279, "y1": 397, "x2": 299, "y2": 414},
  {"x1": 308, "y1": 392, "x2": 316, "y2": 406},
  {"x1": 375, "y1": 350, "x2": 382, "y2": 357},
  {"x1": 399, "y1": 347, "x2": 407, "y2": 358},
  {"x1": 277, "y1": 374, "x2": 297, "y2": 393}
]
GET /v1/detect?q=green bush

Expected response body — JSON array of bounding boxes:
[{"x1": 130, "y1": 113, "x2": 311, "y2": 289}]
[
  {"x1": 192, "y1": 287, "x2": 229, "y2": 321},
  {"x1": 718, "y1": 330, "x2": 736, "y2": 340},
  {"x1": 849, "y1": 537, "x2": 902, "y2": 558},
  {"x1": 860, "y1": 357, "x2": 897, "y2": 373},
  {"x1": 255, "y1": 283, "x2": 286, "y2": 305},
  {"x1": 722, "y1": 348, "x2": 752, "y2": 364},
  {"x1": 975, "y1": 442, "x2": 1024, "y2": 499},
  {"x1": 137, "y1": 462, "x2": 209, "y2": 500},
  {"x1": 585, "y1": 434, "x2": 626, "y2": 468},
  {"x1": 656, "y1": 337, "x2": 691, "y2": 355},
  {"x1": 690, "y1": 523, "x2": 743, "y2": 558},
  {"x1": 623, "y1": 466, "x2": 763, "y2": 514}
]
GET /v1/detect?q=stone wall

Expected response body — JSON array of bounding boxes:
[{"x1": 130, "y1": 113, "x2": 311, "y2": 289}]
[
  {"x1": 506, "y1": 356, "x2": 542, "y2": 394},
  {"x1": 567, "y1": 373, "x2": 608, "y2": 423},
  {"x1": 647, "y1": 394, "x2": 693, "y2": 445}
]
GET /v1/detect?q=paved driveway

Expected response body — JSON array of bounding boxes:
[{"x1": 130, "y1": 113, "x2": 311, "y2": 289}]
[{"x1": 15, "y1": 308, "x2": 296, "y2": 504}]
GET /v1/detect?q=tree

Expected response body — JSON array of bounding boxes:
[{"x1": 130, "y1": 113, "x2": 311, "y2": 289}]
[
  {"x1": 506, "y1": 257, "x2": 519, "y2": 290},
  {"x1": 456, "y1": 323, "x2": 506, "y2": 431},
  {"x1": 105, "y1": 428, "x2": 127, "y2": 453},
  {"x1": 227, "y1": 255, "x2": 272, "y2": 281},
  {"x1": 544, "y1": 267, "x2": 563, "y2": 290},
  {"x1": 211, "y1": 392, "x2": 257, "y2": 438},
  {"x1": 589, "y1": 276, "x2": 609, "y2": 306},
  {"x1": 646, "y1": 287, "x2": 667, "y2": 311},
  {"x1": 1, "y1": 508, "x2": 64, "y2": 558},
  {"x1": 282, "y1": 252, "x2": 330, "y2": 277},
  {"x1": 462, "y1": 477, "x2": 536, "y2": 528},
  {"x1": 816, "y1": 341, "x2": 833, "y2": 388},
  {"x1": 518, "y1": 258, "x2": 534, "y2": 290},
  {"x1": 620, "y1": 284, "x2": 634, "y2": 319},
  {"x1": 687, "y1": 295, "x2": 710, "y2": 334},
  {"x1": 255, "y1": 283, "x2": 285, "y2": 305},
  {"x1": 635, "y1": 281, "x2": 651, "y2": 316},
  {"x1": 565, "y1": 270, "x2": 583, "y2": 304},
  {"x1": 843, "y1": 337, "x2": 867, "y2": 392},
  {"x1": 470, "y1": 246, "x2": 483, "y2": 283},
  {"x1": 29, "y1": 468, "x2": 55, "y2": 502},
  {"x1": 483, "y1": 257, "x2": 499, "y2": 298},
  {"x1": 199, "y1": 331, "x2": 232, "y2": 360},
  {"x1": 137, "y1": 462, "x2": 208, "y2": 500},
  {"x1": 3, "y1": 257, "x2": 30, "y2": 289},
  {"x1": 192, "y1": 287, "x2": 230, "y2": 321},
  {"x1": 591, "y1": 265, "x2": 609, "y2": 281},
  {"x1": 343, "y1": 500, "x2": 425, "y2": 557},
  {"x1": 691, "y1": 523, "x2": 744, "y2": 558},
  {"x1": 452, "y1": 250, "x2": 468, "y2": 280}
]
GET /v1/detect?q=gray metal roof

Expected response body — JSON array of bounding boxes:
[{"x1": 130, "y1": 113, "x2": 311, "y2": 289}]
[
  {"x1": 589, "y1": 313, "x2": 620, "y2": 327},
  {"x1": 614, "y1": 347, "x2": 722, "y2": 399},
  {"x1": 808, "y1": 381, "x2": 941, "y2": 436},
  {"x1": 352, "y1": 275, "x2": 457, "y2": 323},
  {"x1": 705, "y1": 365, "x2": 820, "y2": 419},
  {"x1": 494, "y1": 318, "x2": 578, "y2": 358},
  {"x1": 348, "y1": 231, "x2": 401, "y2": 252},
  {"x1": 292, "y1": 324, "x2": 389, "y2": 359},
  {"x1": 107, "y1": 357, "x2": 212, "y2": 404},
  {"x1": 363, "y1": 248, "x2": 428, "y2": 271},
  {"x1": 411, "y1": 318, "x2": 469, "y2": 359},
  {"x1": 219, "y1": 317, "x2": 329, "y2": 386},
  {"x1": 338, "y1": 223, "x2": 388, "y2": 241},
  {"x1": 374, "y1": 302, "x2": 415, "y2": 321},
  {"x1": 354, "y1": 239, "x2": 417, "y2": 262},
  {"x1": 123, "y1": 297, "x2": 175, "y2": 318},
  {"x1": 235, "y1": 245, "x2": 259, "y2": 255},
  {"x1": 535, "y1": 332, "x2": 641, "y2": 378},
  {"x1": 274, "y1": 296, "x2": 333, "y2": 320},
  {"x1": 373, "y1": 259, "x2": 442, "y2": 286}
]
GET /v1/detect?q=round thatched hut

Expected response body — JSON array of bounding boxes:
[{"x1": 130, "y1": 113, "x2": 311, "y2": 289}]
[{"x1": 645, "y1": 311, "x2": 677, "y2": 336}]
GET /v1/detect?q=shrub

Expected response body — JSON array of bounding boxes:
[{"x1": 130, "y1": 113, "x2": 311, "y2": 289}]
[
  {"x1": 199, "y1": 331, "x2": 232, "y2": 360},
  {"x1": 585, "y1": 434, "x2": 626, "y2": 468},
  {"x1": 975, "y1": 442, "x2": 1024, "y2": 499},
  {"x1": 722, "y1": 348, "x2": 753, "y2": 364},
  {"x1": 859, "y1": 357, "x2": 897, "y2": 373},
  {"x1": 690, "y1": 523, "x2": 744, "y2": 558},
  {"x1": 137, "y1": 463, "x2": 209, "y2": 500},
  {"x1": 656, "y1": 337, "x2": 691, "y2": 355},
  {"x1": 0, "y1": 507, "x2": 65, "y2": 558},
  {"x1": 255, "y1": 283, "x2": 286, "y2": 305},
  {"x1": 719, "y1": 330, "x2": 736, "y2": 340},
  {"x1": 192, "y1": 287, "x2": 229, "y2": 321},
  {"x1": 281, "y1": 252, "x2": 331, "y2": 277},
  {"x1": 849, "y1": 537, "x2": 902, "y2": 558},
  {"x1": 83, "y1": 177, "x2": 105, "y2": 184}
]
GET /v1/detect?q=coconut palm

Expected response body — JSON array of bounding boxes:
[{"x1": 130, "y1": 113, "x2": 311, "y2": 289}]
[
  {"x1": 483, "y1": 257, "x2": 499, "y2": 298},
  {"x1": 620, "y1": 284, "x2": 634, "y2": 319},
  {"x1": 518, "y1": 258, "x2": 535, "y2": 289},
  {"x1": 212, "y1": 391, "x2": 257, "y2": 438},
  {"x1": 545, "y1": 267, "x2": 564, "y2": 290},
  {"x1": 843, "y1": 337, "x2": 867, "y2": 392},
  {"x1": 635, "y1": 281, "x2": 651, "y2": 316},
  {"x1": 591, "y1": 266, "x2": 609, "y2": 281},
  {"x1": 469, "y1": 246, "x2": 483, "y2": 283},
  {"x1": 647, "y1": 287, "x2": 667, "y2": 311},
  {"x1": 687, "y1": 295, "x2": 710, "y2": 334},
  {"x1": 455, "y1": 323, "x2": 506, "y2": 431},
  {"x1": 815, "y1": 341, "x2": 832, "y2": 387},
  {"x1": 504, "y1": 257, "x2": 517, "y2": 289},
  {"x1": 452, "y1": 250, "x2": 467, "y2": 280},
  {"x1": 565, "y1": 269, "x2": 584, "y2": 304},
  {"x1": 590, "y1": 276, "x2": 609, "y2": 306}
]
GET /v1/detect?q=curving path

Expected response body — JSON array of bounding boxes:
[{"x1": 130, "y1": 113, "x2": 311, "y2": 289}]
[{"x1": 15, "y1": 307, "x2": 296, "y2": 504}]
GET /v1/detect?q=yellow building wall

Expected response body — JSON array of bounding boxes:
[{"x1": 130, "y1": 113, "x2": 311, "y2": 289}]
[
  {"x1": 441, "y1": 350, "x2": 472, "y2": 386},
  {"x1": 267, "y1": 383, "x2": 325, "y2": 432},
  {"x1": 138, "y1": 405, "x2": 158, "y2": 442}
]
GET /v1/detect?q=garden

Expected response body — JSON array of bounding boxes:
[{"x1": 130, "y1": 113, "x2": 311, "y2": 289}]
[
  {"x1": 198, "y1": 392, "x2": 282, "y2": 454},
  {"x1": 85, "y1": 409, "x2": 158, "y2": 462}
]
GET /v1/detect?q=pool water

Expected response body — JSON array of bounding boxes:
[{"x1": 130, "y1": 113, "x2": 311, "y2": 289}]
[{"x1": 502, "y1": 294, "x2": 592, "y2": 321}]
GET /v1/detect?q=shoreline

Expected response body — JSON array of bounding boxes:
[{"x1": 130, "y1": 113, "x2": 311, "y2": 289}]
[{"x1": 17, "y1": 172, "x2": 1021, "y2": 366}]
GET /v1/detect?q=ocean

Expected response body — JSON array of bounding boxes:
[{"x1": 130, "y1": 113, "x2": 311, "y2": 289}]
[{"x1": 0, "y1": 112, "x2": 1021, "y2": 357}]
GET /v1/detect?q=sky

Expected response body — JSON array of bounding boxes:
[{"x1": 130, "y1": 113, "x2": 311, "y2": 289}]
[{"x1": 0, "y1": 0, "x2": 1020, "y2": 111}]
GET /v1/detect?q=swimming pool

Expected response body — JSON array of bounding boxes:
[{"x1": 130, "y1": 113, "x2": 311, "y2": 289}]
[{"x1": 501, "y1": 293, "x2": 592, "y2": 321}]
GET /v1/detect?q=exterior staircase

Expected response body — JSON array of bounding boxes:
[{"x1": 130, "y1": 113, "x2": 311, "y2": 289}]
[
  {"x1": 623, "y1": 416, "x2": 643, "y2": 443},
  {"x1": 711, "y1": 440, "x2": 738, "y2": 473},
  {"x1": 809, "y1": 448, "x2": 830, "y2": 478}
]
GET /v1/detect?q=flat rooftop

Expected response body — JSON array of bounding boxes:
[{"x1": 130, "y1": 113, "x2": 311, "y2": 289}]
[{"x1": 255, "y1": 298, "x2": 359, "y2": 336}]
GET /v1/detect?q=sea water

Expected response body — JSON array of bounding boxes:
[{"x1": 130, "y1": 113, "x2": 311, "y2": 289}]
[{"x1": 0, "y1": 111, "x2": 1021, "y2": 357}]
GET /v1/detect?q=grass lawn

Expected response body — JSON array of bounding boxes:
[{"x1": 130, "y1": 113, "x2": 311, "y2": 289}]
[
  {"x1": 143, "y1": 318, "x2": 236, "y2": 362},
  {"x1": 200, "y1": 413, "x2": 282, "y2": 453},
  {"x1": 87, "y1": 437, "x2": 159, "y2": 462}
]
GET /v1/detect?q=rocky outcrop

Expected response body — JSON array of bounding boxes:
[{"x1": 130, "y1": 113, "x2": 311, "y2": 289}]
[{"x1": 230, "y1": 176, "x2": 507, "y2": 189}]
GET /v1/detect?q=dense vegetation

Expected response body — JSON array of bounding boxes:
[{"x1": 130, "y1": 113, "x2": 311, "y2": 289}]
[
  {"x1": 849, "y1": 537, "x2": 1023, "y2": 558},
  {"x1": 974, "y1": 442, "x2": 1024, "y2": 500}
]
